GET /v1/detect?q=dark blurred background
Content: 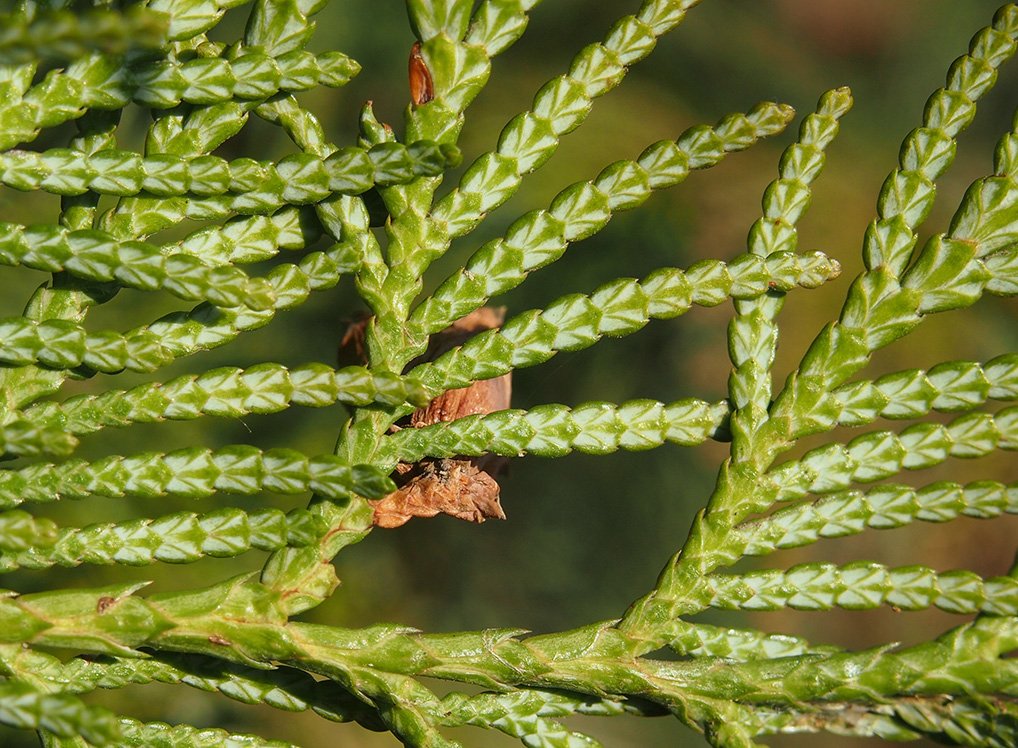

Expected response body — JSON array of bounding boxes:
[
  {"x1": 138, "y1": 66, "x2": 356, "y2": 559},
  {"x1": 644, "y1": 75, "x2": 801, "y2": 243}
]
[{"x1": 2, "y1": 1, "x2": 1017, "y2": 745}]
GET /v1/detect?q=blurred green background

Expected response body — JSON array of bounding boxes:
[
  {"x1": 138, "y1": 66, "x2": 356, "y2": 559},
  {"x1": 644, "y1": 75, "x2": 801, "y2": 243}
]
[{"x1": 2, "y1": 1, "x2": 1017, "y2": 745}]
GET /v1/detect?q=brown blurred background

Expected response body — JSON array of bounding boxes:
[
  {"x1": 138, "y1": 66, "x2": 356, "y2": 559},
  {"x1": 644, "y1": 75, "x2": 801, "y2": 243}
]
[{"x1": 1, "y1": 1, "x2": 1016, "y2": 745}]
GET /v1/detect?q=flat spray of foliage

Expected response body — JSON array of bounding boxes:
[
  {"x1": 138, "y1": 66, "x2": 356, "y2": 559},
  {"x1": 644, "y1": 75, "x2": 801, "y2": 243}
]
[{"x1": 0, "y1": 1, "x2": 1015, "y2": 746}]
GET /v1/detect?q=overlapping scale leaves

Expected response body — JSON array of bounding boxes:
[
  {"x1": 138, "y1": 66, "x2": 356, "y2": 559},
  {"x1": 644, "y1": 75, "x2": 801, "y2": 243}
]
[
  {"x1": 0, "y1": 0, "x2": 461, "y2": 743},
  {"x1": 0, "y1": 0, "x2": 1017, "y2": 747},
  {"x1": 0, "y1": 46, "x2": 361, "y2": 150},
  {"x1": 0, "y1": 140, "x2": 459, "y2": 208}
]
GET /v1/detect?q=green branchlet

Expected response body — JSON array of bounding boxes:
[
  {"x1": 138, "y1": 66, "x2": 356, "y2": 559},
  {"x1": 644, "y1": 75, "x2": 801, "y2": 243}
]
[
  {"x1": 705, "y1": 563, "x2": 1018, "y2": 615},
  {"x1": 0, "y1": 222, "x2": 276, "y2": 308},
  {"x1": 0, "y1": 47, "x2": 359, "y2": 151},
  {"x1": 0, "y1": 446, "x2": 394, "y2": 508},
  {"x1": 0, "y1": 140, "x2": 460, "y2": 208},
  {"x1": 411, "y1": 250, "x2": 839, "y2": 397},
  {"x1": 738, "y1": 481, "x2": 1018, "y2": 556},
  {"x1": 0, "y1": 505, "x2": 329, "y2": 572},
  {"x1": 0, "y1": 680, "x2": 122, "y2": 745},
  {"x1": 0, "y1": 241, "x2": 360, "y2": 376},
  {"x1": 0, "y1": 7, "x2": 168, "y2": 65},
  {"x1": 768, "y1": 407, "x2": 1018, "y2": 503},
  {"x1": 667, "y1": 620, "x2": 841, "y2": 660},
  {"x1": 171, "y1": 206, "x2": 323, "y2": 266},
  {"x1": 383, "y1": 397, "x2": 730, "y2": 464},
  {"x1": 834, "y1": 354, "x2": 1018, "y2": 426},
  {"x1": 20, "y1": 363, "x2": 429, "y2": 438}
]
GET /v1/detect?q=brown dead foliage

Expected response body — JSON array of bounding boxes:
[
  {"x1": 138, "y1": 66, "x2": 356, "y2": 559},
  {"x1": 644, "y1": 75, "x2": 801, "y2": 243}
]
[{"x1": 341, "y1": 308, "x2": 511, "y2": 528}]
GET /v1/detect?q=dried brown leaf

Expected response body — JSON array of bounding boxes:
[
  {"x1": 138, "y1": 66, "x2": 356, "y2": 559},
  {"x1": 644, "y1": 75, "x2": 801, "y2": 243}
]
[
  {"x1": 371, "y1": 459, "x2": 506, "y2": 528},
  {"x1": 341, "y1": 308, "x2": 511, "y2": 528},
  {"x1": 409, "y1": 41, "x2": 434, "y2": 106}
]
